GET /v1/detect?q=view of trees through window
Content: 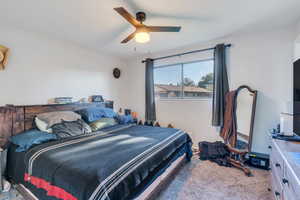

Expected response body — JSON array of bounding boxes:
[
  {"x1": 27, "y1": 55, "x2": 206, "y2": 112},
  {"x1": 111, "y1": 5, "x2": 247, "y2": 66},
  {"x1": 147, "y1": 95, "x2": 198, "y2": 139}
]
[{"x1": 154, "y1": 60, "x2": 214, "y2": 99}]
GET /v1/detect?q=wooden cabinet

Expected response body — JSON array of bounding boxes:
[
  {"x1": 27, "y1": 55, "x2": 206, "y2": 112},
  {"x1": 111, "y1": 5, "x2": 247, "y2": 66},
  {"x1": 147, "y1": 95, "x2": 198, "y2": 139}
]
[{"x1": 270, "y1": 139, "x2": 300, "y2": 200}]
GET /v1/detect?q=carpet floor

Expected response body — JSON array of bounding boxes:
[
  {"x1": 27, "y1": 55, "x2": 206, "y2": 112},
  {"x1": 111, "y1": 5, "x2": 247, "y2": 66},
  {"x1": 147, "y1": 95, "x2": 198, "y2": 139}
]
[{"x1": 156, "y1": 156, "x2": 273, "y2": 200}]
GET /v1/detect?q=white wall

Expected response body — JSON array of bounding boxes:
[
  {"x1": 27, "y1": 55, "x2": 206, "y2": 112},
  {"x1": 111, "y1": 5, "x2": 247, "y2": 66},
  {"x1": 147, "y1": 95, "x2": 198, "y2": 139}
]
[
  {"x1": 295, "y1": 44, "x2": 300, "y2": 61},
  {"x1": 2, "y1": 24, "x2": 296, "y2": 154},
  {"x1": 125, "y1": 26, "x2": 296, "y2": 153},
  {"x1": 297, "y1": 20, "x2": 300, "y2": 37},
  {"x1": 295, "y1": 21, "x2": 300, "y2": 60},
  {"x1": 0, "y1": 27, "x2": 127, "y2": 110}
]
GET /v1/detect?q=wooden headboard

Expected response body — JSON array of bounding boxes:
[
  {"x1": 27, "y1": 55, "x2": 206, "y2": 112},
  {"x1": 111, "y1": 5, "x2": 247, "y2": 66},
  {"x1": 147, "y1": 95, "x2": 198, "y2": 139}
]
[{"x1": 0, "y1": 102, "x2": 113, "y2": 147}]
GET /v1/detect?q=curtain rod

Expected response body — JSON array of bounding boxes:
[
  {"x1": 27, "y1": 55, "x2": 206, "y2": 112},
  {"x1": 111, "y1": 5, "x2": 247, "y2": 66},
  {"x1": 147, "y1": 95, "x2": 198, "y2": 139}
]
[{"x1": 142, "y1": 44, "x2": 231, "y2": 63}]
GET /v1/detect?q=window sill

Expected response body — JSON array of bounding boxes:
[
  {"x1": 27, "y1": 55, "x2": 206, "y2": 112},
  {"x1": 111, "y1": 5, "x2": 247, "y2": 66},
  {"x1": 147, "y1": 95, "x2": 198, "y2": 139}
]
[{"x1": 157, "y1": 98, "x2": 212, "y2": 102}]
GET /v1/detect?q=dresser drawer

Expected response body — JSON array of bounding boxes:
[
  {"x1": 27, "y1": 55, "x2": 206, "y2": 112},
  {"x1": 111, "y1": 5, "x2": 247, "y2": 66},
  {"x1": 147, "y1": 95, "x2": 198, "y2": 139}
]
[
  {"x1": 283, "y1": 186, "x2": 298, "y2": 200},
  {"x1": 271, "y1": 160, "x2": 284, "y2": 189},
  {"x1": 271, "y1": 172, "x2": 283, "y2": 200},
  {"x1": 283, "y1": 164, "x2": 300, "y2": 200},
  {"x1": 271, "y1": 141, "x2": 285, "y2": 178},
  {"x1": 270, "y1": 139, "x2": 300, "y2": 200}
]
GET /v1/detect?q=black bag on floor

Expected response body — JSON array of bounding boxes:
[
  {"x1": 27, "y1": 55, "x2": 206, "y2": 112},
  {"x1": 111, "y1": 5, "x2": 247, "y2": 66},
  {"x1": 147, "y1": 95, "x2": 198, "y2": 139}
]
[{"x1": 198, "y1": 141, "x2": 231, "y2": 167}]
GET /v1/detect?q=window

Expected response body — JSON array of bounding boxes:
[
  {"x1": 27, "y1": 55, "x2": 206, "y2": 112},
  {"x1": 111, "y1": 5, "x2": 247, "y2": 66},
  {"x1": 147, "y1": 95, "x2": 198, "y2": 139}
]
[{"x1": 154, "y1": 60, "x2": 214, "y2": 99}]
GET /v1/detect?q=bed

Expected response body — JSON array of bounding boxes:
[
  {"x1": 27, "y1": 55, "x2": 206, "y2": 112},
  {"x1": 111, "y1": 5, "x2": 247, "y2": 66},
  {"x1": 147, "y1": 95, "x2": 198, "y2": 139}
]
[{"x1": 0, "y1": 103, "x2": 192, "y2": 200}]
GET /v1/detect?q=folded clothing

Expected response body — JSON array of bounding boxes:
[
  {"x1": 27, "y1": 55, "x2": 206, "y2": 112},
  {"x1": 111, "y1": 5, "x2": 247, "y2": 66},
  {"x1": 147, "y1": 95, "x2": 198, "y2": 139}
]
[
  {"x1": 89, "y1": 118, "x2": 118, "y2": 132},
  {"x1": 76, "y1": 107, "x2": 117, "y2": 123},
  {"x1": 36, "y1": 111, "x2": 81, "y2": 129},
  {"x1": 51, "y1": 119, "x2": 92, "y2": 138},
  {"x1": 9, "y1": 129, "x2": 57, "y2": 152}
]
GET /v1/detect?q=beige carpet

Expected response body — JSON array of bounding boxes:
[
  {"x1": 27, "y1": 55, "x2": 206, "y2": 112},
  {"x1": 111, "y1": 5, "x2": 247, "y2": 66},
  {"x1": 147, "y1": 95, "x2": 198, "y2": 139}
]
[{"x1": 157, "y1": 157, "x2": 273, "y2": 200}]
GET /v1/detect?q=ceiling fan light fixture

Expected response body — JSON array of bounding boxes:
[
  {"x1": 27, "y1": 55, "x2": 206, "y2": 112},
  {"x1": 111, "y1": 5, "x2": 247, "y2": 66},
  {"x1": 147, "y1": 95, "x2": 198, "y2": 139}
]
[
  {"x1": 114, "y1": 7, "x2": 181, "y2": 44},
  {"x1": 135, "y1": 31, "x2": 150, "y2": 43}
]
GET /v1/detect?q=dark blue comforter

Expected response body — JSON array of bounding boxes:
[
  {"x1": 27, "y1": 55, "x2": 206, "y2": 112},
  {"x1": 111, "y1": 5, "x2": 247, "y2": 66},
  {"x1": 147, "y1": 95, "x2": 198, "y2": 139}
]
[{"x1": 14, "y1": 125, "x2": 192, "y2": 200}]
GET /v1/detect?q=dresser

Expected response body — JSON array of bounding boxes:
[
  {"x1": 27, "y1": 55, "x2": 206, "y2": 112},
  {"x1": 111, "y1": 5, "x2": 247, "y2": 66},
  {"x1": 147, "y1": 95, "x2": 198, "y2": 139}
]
[{"x1": 270, "y1": 139, "x2": 300, "y2": 200}]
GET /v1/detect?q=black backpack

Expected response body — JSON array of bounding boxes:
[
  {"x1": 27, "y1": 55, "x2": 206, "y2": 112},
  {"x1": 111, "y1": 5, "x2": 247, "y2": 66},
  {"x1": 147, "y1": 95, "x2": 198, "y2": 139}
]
[{"x1": 198, "y1": 141, "x2": 231, "y2": 167}]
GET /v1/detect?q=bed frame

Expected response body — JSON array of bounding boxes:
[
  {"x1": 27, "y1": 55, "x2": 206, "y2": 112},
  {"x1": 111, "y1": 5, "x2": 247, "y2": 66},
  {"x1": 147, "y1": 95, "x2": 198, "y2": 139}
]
[
  {"x1": 0, "y1": 102, "x2": 187, "y2": 200},
  {"x1": 0, "y1": 102, "x2": 112, "y2": 147},
  {"x1": 13, "y1": 155, "x2": 186, "y2": 200}
]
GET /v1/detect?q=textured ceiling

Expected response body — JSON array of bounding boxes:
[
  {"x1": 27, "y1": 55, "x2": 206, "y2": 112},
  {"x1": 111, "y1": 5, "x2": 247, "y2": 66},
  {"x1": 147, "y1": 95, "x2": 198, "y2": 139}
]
[{"x1": 1, "y1": 0, "x2": 300, "y2": 58}]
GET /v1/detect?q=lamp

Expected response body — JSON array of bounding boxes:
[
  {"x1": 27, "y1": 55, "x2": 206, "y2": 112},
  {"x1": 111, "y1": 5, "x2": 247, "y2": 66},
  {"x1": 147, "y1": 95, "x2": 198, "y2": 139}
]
[{"x1": 135, "y1": 31, "x2": 150, "y2": 43}]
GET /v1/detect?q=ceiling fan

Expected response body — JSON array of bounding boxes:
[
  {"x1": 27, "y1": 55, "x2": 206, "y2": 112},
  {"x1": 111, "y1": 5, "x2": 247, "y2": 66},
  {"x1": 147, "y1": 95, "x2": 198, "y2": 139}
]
[{"x1": 114, "y1": 7, "x2": 181, "y2": 44}]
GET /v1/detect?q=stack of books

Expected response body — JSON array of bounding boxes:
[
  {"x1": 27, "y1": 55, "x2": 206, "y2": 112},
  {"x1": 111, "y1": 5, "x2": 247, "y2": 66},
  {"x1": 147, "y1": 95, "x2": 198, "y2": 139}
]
[{"x1": 54, "y1": 97, "x2": 73, "y2": 104}]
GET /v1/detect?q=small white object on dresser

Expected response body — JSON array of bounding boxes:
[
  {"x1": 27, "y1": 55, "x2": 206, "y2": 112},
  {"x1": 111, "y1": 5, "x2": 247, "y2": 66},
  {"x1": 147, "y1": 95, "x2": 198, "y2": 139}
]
[
  {"x1": 280, "y1": 113, "x2": 294, "y2": 136},
  {"x1": 270, "y1": 139, "x2": 300, "y2": 200}
]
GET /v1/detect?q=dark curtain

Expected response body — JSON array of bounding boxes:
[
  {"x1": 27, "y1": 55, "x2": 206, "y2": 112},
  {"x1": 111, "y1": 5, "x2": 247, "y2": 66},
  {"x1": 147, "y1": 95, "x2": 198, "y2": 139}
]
[
  {"x1": 212, "y1": 44, "x2": 229, "y2": 127},
  {"x1": 145, "y1": 58, "x2": 156, "y2": 122}
]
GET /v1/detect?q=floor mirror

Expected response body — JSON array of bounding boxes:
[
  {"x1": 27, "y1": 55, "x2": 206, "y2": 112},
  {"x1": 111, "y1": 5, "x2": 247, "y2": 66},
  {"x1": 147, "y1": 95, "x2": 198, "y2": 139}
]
[{"x1": 235, "y1": 85, "x2": 257, "y2": 153}]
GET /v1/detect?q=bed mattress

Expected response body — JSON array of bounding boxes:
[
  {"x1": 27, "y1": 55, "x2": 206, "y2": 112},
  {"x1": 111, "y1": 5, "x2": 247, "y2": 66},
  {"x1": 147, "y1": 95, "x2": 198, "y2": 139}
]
[{"x1": 6, "y1": 124, "x2": 192, "y2": 200}]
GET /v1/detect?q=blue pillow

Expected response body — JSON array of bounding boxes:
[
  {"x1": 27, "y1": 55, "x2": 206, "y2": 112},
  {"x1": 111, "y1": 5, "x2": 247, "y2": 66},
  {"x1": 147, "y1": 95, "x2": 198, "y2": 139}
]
[
  {"x1": 10, "y1": 129, "x2": 57, "y2": 152},
  {"x1": 76, "y1": 107, "x2": 117, "y2": 123},
  {"x1": 117, "y1": 114, "x2": 134, "y2": 124},
  {"x1": 76, "y1": 107, "x2": 103, "y2": 123},
  {"x1": 101, "y1": 108, "x2": 117, "y2": 118}
]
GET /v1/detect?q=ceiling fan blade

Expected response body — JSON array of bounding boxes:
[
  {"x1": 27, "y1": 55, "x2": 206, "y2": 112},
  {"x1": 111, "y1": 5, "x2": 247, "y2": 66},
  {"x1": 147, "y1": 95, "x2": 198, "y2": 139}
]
[
  {"x1": 114, "y1": 7, "x2": 141, "y2": 27},
  {"x1": 147, "y1": 26, "x2": 181, "y2": 32},
  {"x1": 121, "y1": 32, "x2": 136, "y2": 43}
]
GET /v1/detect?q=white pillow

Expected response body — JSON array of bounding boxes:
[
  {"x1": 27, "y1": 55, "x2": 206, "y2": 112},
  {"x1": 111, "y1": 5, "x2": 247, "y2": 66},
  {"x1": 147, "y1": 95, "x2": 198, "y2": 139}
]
[
  {"x1": 36, "y1": 111, "x2": 81, "y2": 129},
  {"x1": 35, "y1": 117, "x2": 52, "y2": 133}
]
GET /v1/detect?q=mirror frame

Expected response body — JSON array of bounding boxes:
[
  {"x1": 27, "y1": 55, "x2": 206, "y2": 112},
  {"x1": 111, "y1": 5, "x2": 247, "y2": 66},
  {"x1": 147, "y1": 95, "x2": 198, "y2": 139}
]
[{"x1": 235, "y1": 85, "x2": 257, "y2": 152}]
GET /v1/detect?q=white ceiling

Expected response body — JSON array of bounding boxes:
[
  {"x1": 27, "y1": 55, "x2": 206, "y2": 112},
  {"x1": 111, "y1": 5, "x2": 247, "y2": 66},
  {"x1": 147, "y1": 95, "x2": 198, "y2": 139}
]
[{"x1": 1, "y1": 0, "x2": 300, "y2": 58}]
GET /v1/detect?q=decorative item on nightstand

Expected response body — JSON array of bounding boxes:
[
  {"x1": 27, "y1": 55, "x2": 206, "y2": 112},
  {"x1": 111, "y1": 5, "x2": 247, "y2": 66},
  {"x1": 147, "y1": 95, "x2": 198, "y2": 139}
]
[
  {"x1": 91, "y1": 95, "x2": 104, "y2": 102},
  {"x1": 154, "y1": 122, "x2": 161, "y2": 127},
  {"x1": 131, "y1": 112, "x2": 138, "y2": 119},
  {"x1": 167, "y1": 124, "x2": 174, "y2": 128},
  {"x1": 124, "y1": 109, "x2": 131, "y2": 116},
  {"x1": 123, "y1": 111, "x2": 138, "y2": 124}
]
